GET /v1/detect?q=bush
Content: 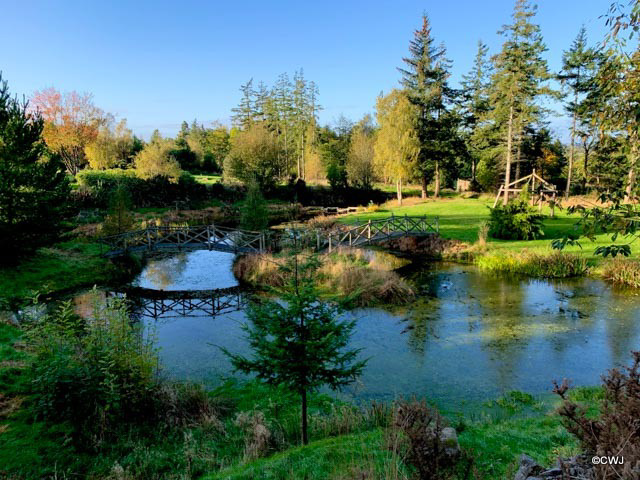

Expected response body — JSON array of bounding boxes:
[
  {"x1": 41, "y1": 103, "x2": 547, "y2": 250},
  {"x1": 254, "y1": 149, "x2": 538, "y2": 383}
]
[
  {"x1": 554, "y1": 351, "x2": 640, "y2": 480},
  {"x1": 477, "y1": 251, "x2": 589, "y2": 278},
  {"x1": 603, "y1": 258, "x2": 640, "y2": 288},
  {"x1": 24, "y1": 293, "x2": 223, "y2": 451},
  {"x1": 387, "y1": 399, "x2": 464, "y2": 480},
  {"x1": 75, "y1": 169, "x2": 208, "y2": 208},
  {"x1": 488, "y1": 194, "x2": 545, "y2": 240}
]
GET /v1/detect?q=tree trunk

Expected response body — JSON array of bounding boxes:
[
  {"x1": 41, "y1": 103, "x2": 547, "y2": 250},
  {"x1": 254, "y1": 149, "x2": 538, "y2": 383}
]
[
  {"x1": 515, "y1": 143, "x2": 521, "y2": 181},
  {"x1": 421, "y1": 175, "x2": 427, "y2": 199},
  {"x1": 565, "y1": 108, "x2": 578, "y2": 199},
  {"x1": 626, "y1": 135, "x2": 638, "y2": 201},
  {"x1": 301, "y1": 388, "x2": 308, "y2": 445},
  {"x1": 434, "y1": 160, "x2": 440, "y2": 198},
  {"x1": 583, "y1": 143, "x2": 590, "y2": 192},
  {"x1": 471, "y1": 158, "x2": 476, "y2": 183},
  {"x1": 397, "y1": 178, "x2": 403, "y2": 206},
  {"x1": 503, "y1": 106, "x2": 514, "y2": 206}
]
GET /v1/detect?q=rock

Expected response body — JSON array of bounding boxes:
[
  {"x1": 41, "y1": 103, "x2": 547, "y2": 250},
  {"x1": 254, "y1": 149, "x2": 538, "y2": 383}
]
[
  {"x1": 515, "y1": 453, "x2": 595, "y2": 480},
  {"x1": 439, "y1": 427, "x2": 460, "y2": 460},
  {"x1": 514, "y1": 454, "x2": 543, "y2": 480}
]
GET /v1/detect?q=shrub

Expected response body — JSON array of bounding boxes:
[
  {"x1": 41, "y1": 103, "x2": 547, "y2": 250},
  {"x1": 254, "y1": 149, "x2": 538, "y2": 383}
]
[
  {"x1": 488, "y1": 194, "x2": 545, "y2": 240},
  {"x1": 75, "y1": 169, "x2": 208, "y2": 208},
  {"x1": 387, "y1": 399, "x2": 462, "y2": 480},
  {"x1": 603, "y1": 258, "x2": 640, "y2": 288},
  {"x1": 25, "y1": 295, "x2": 158, "y2": 447},
  {"x1": 24, "y1": 293, "x2": 223, "y2": 450},
  {"x1": 477, "y1": 251, "x2": 588, "y2": 278},
  {"x1": 554, "y1": 351, "x2": 640, "y2": 480},
  {"x1": 240, "y1": 183, "x2": 269, "y2": 231}
]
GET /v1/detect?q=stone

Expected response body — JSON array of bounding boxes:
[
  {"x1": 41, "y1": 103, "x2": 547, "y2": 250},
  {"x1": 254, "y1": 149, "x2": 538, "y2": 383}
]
[
  {"x1": 514, "y1": 454, "x2": 542, "y2": 480},
  {"x1": 439, "y1": 427, "x2": 461, "y2": 460}
]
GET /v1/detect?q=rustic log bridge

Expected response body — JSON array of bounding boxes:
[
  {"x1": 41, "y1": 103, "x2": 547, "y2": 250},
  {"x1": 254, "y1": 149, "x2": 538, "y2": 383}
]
[
  {"x1": 101, "y1": 224, "x2": 267, "y2": 257},
  {"x1": 110, "y1": 286, "x2": 244, "y2": 319},
  {"x1": 101, "y1": 215, "x2": 439, "y2": 257},
  {"x1": 320, "y1": 214, "x2": 439, "y2": 252}
]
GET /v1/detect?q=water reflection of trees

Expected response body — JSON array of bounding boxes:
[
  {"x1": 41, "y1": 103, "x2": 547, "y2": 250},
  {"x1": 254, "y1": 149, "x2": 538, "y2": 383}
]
[{"x1": 143, "y1": 253, "x2": 189, "y2": 290}]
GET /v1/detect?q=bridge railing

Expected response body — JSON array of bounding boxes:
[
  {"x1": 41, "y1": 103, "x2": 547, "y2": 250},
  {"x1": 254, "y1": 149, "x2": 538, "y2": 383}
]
[
  {"x1": 101, "y1": 224, "x2": 266, "y2": 257},
  {"x1": 320, "y1": 214, "x2": 438, "y2": 252}
]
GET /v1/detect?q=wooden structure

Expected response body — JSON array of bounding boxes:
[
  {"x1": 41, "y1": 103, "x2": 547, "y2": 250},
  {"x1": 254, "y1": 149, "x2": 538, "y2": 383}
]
[
  {"x1": 320, "y1": 215, "x2": 439, "y2": 252},
  {"x1": 111, "y1": 286, "x2": 244, "y2": 319},
  {"x1": 101, "y1": 225, "x2": 267, "y2": 257},
  {"x1": 493, "y1": 170, "x2": 559, "y2": 217}
]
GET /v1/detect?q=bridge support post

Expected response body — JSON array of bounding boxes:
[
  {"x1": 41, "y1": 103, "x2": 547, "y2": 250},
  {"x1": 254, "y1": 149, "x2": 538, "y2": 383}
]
[
  {"x1": 328, "y1": 233, "x2": 332, "y2": 253},
  {"x1": 206, "y1": 225, "x2": 212, "y2": 250},
  {"x1": 367, "y1": 219, "x2": 371, "y2": 244}
]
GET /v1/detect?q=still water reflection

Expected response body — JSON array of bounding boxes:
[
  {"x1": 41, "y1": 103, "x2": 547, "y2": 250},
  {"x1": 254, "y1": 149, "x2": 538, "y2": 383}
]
[{"x1": 118, "y1": 251, "x2": 640, "y2": 409}]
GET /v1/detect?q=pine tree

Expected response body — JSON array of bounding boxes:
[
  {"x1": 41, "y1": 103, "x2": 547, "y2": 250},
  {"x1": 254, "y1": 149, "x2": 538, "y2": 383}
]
[
  {"x1": 240, "y1": 182, "x2": 269, "y2": 231},
  {"x1": 399, "y1": 15, "x2": 458, "y2": 198},
  {"x1": 559, "y1": 27, "x2": 599, "y2": 198},
  {"x1": 489, "y1": 0, "x2": 554, "y2": 204},
  {"x1": 0, "y1": 73, "x2": 70, "y2": 263},
  {"x1": 460, "y1": 40, "x2": 492, "y2": 183},
  {"x1": 223, "y1": 252, "x2": 366, "y2": 445},
  {"x1": 231, "y1": 79, "x2": 256, "y2": 129}
]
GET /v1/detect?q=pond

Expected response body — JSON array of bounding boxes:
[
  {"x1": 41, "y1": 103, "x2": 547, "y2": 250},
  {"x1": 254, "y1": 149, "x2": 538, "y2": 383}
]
[{"x1": 81, "y1": 250, "x2": 640, "y2": 411}]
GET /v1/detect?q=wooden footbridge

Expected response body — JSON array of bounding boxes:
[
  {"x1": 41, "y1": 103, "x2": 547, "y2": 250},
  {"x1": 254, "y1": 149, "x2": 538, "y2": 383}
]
[
  {"x1": 100, "y1": 215, "x2": 438, "y2": 257},
  {"x1": 319, "y1": 214, "x2": 438, "y2": 252},
  {"x1": 101, "y1": 225, "x2": 267, "y2": 257},
  {"x1": 111, "y1": 286, "x2": 244, "y2": 319}
]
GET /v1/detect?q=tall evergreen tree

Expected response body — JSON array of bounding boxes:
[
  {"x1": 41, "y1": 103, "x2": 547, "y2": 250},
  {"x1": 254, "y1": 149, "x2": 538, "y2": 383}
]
[
  {"x1": 559, "y1": 27, "x2": 600, "y2": 198},
  {"x1": 231, "y1": 79, "x2": 256, "y2": 129},
  {"x1": 489, "y1": 0, "x2": 554, "y2": 204},
  {"x1": 460, "y1": 40, "x2": 492, "y2": 183},
  {"x1": 399, "y1": 14, "x2": 458, "y2": 197},
  {"x1": 0, "y1": 73, "x2": 70, "y2": 263}
]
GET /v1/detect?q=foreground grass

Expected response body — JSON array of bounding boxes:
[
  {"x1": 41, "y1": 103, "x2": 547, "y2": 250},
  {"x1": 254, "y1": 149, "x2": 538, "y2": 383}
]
[
  {"x1": 207, "y1": 388, "x2": 599, "y2": 480},
  {"x1": 0, "y1": 241, "x2": 128, "y2": 304},
  {"x1": 340, "y1": 196, "x2": 640, "y2": 262}
]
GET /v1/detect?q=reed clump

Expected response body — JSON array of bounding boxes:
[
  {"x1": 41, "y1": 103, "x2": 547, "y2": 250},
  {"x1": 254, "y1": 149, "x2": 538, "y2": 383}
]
[
  {"x1": 476, "y1": 251, "x2": 589, "y2": 278},
  {"x1": 602, "y1": 258, "x2": 640, "y2": 288},
  {"x1": 233, "y1": 248, "x2": 415, "y2": 306}
]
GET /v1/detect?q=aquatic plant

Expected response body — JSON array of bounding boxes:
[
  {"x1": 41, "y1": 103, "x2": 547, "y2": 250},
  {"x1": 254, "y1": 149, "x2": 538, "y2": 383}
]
[
  {"x1": 476, "y1": 251, "x2": 589, "y2": 278},
  {"x1": 233, "y1": 248, "x2": 415, "y2": 306},
  {"x1": 602, "y1": 258, "x2": 640, "y2": 288}
]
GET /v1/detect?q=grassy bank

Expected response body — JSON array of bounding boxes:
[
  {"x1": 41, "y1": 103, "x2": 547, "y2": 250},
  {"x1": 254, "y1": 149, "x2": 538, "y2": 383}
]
[
  {"x1": 477, "y1": 251, "x2": 590, "y2": 278},
  {"x1": 0, "y1": 241, "x2": 139, "y2": 305},
  {"x1": 339, "y1": 196, "x2": 638, "y2": 262}
]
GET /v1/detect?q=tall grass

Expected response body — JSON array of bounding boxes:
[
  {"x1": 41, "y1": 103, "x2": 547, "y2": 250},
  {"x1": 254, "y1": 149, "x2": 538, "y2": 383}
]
[
  {"x1": 233, "y1": 249, "x2": 415, "y2": 306},
  {"x1": 603, "y1": 258, "x2": 640, "y2": 288},
  {"x1": 476, "y1": 251, "x2": 589, "y2": 278}
]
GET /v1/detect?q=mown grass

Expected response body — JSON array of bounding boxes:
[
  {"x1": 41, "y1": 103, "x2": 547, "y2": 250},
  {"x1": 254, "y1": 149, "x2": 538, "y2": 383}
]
[{"x1": 339, "y1": 196, "x2": 640, "y2": 262}]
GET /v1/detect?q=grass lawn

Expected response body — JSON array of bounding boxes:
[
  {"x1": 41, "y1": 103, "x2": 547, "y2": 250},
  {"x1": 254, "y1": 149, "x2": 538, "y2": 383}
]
[
  {"x1": 339, "y1": 196, "x2": 637, "y2": 262},
  {"x1": 193, "y1": 174, "x2": 223, "y2": 185}
]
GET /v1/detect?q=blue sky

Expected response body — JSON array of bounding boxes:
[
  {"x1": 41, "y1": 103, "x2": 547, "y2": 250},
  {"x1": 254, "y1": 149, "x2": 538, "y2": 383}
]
[{"x1": 1, "y1": 0, "x2": 611, "y2": 139}]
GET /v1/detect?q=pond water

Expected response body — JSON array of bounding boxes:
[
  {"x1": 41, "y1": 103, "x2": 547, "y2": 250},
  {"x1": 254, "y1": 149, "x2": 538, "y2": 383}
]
[{"x1": 93, "y1": 250, "x2": 640, "y2": 410}]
